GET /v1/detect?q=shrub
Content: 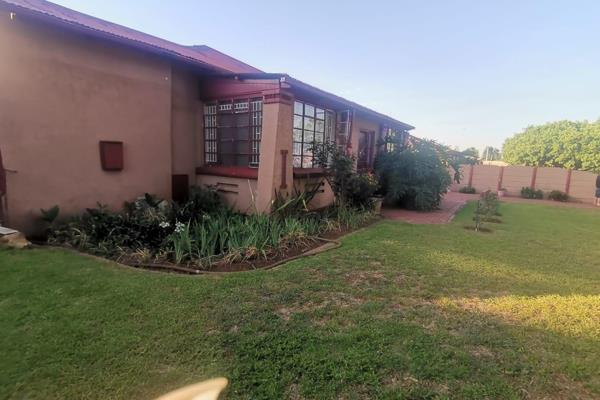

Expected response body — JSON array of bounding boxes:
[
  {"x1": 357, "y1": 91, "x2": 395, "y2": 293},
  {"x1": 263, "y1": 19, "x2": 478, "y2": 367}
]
[
  {"x1": 375, "y1": 140, "x2": 452, "y2": 211},
  {"x1": 345, "y1": 173, "x2": 379, "y2": 208},
  {"x1": 272, "y1": 186, "x2": 322, "y2": 218},
  {"x1": 49, "y1": 190, "x2": 375, "y2": 268},
  {"x1": 521, "y1": 187, "x2": 544, "y2": 199},
  {"x1": 547, "y1": 190, "x2": 569, "y2": 202},
  {"x1": 459, "y1": 186, "x2": 476, "y2": 194},
  {"x1": 473, "y1": 190, "x2": 500, "y2": 231},
  {"x1": 40, "y1": 205, "x2": 60, "y2": 224},
  {"x1": 312, "y1": 141, "x2": 378, "y2": 208}
]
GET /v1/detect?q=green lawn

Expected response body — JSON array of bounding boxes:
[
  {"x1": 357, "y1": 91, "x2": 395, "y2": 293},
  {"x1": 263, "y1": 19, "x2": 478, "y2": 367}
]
[{"x1": 1, "y1": 202, "x2": 599, "y2": 399}]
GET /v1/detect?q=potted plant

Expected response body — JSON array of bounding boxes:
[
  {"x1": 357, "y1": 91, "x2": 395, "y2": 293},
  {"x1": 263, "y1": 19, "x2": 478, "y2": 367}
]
[
  {"x1": 497, "y1": 187, "x2": 507, "y2": 198},
  {"x1": 370, "y1": 195, "x2": 384, "y2": 214}
]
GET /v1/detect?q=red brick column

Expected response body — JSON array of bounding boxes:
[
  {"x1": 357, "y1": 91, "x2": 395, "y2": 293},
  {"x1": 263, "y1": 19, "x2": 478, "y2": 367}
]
[
  {"x1": 497, "y1": 166, "x2": 505, "y2": 191},
  {"x1": 530, "y1": 167, "x2": 538, "y2": 189},
  {"x1": 565, "y1": 169, "x2": 572, "y2": 194},
  {"x1": 468, "y1": 165, "x2": 474, "y2": 187}
]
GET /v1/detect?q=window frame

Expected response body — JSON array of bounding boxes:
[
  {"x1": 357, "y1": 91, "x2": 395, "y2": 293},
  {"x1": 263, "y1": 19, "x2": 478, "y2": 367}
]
[
  {"x1": 292, "y1": 100, "x2": 335, "y2": 168},
  {"x1": 381, "y1": 126, "x2": 407, "y2": 153},
  {"x1": 203, "y1": 96, "x2": 263, "y2": 168}
]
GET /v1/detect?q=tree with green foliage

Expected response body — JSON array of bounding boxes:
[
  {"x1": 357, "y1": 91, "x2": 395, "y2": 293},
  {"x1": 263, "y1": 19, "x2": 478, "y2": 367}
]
[
  {"x1": 503, "y1": 120, "x2": 600, "y2": 171},
  {"x1": 460, "y1": 147, "x2": 480, "y2": 164},
  {"x1": 482, "y1": 146, "x2": 501, "y2": 161},
  {"x1": 376, "y1": 139, "x2": 452, "y2": 211}
]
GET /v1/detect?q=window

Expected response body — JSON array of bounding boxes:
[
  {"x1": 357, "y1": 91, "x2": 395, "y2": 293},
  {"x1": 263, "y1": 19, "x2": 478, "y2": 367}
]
[
  {"x1": 293, "y1": 101, "x2": 335, "y2": 168},
  {"x1": 204, "y1": 97, "x2": 263, "y2": 167},
  {"x1": 382, "y1": 126, "x2": 407, "y2": 153}
]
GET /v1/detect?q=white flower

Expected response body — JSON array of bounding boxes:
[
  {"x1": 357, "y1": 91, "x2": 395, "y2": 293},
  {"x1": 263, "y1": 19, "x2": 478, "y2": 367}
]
[
  {"x1": 174, "y1": 221, "x2": 185, "y2": 233},
  {"x1": 159, "y1": 221, "x2": 170, "y2": 229}
]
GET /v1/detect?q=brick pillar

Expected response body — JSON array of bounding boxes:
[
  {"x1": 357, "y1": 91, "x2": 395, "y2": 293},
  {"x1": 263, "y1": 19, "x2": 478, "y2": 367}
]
[
  {"x1": 530, "y1": 167, "x2": 538, "y2": 189},
  {"x1": 255, "y1": 90, "x2": 293, "y2": 213},
  {"x1": 565, "y1": 169, "x2": 572, "y2": 194},
  {"x1": 497, "y1": 166, "x2": 504, "y2": 191},
  {"x1": 468, "y1": 164, "x2": 474, "y2": 187}
]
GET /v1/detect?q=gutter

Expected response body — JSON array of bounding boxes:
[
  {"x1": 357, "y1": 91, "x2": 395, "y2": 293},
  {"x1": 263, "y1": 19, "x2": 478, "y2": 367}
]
[{"x1": 219, "y1": 73, "x2": 415, "y2": 131}]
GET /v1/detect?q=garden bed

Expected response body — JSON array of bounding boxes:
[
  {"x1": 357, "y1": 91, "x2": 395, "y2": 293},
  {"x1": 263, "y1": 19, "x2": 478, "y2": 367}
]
[
  {"x1": 73, "y1": 217, "x2": 378, "y2": 274},
  {"x1": 43, "y1": 188, "x2": 378, "y2": 274}
]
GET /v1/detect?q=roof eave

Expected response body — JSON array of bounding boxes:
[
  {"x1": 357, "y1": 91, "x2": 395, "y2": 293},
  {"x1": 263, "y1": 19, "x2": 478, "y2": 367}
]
[{"x1": 220, "y1": 72, "x2": 414, "y2": 131}]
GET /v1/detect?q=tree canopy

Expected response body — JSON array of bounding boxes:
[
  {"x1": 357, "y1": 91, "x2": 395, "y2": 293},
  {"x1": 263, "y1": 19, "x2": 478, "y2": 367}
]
[
  {"x1": 502, "y1": 120, "x2": 600, "y2": 172},
  {"x1": 460, "y1": 147, "x2": 480, "y2": 164},
  {"x1": 482, "y1": 146, "x2": 501, "y2": 161}
]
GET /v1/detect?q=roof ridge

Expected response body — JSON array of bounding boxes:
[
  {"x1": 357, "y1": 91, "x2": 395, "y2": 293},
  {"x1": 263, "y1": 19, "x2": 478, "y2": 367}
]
[{"x1": 0, "y1": 0, "x2": 259, "y2": 73}]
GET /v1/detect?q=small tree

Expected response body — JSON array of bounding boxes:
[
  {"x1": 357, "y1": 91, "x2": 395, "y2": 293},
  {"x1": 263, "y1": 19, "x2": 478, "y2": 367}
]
[
  {"x1": 473, "y1": 190, "x2": 500, "y2": 231},
  {"x1": 375, "y1": 139, "x2": 452, "y2": 211}
]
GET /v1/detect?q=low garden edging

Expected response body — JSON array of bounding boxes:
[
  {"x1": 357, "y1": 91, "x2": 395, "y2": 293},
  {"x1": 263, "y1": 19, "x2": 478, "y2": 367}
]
[{"x1": 42, "y1": 186, "x2": 378, "y2": 274}]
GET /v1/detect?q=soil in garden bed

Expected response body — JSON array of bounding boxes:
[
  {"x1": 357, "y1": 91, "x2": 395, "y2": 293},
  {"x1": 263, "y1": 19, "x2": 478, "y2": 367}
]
[{"x1": 115, "y1": 217, "x2": 380, "y2": 274}]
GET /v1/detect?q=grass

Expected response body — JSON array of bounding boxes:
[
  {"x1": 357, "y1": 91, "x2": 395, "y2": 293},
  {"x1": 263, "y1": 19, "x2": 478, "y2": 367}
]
[{"x1": 1, "y1": 202, "x2": 599, "y2": 399}]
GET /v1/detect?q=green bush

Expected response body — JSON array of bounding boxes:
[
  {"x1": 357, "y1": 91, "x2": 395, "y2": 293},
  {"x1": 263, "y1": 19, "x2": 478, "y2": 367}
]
[
  {"x1": 375, "y1": 140, "x2": 452, "y2": 211},
  {"x1": 458, "y1": 186, "x2": 476, "y2": 194},
  {"x1": 547, "y1": 190, "x2": 569, "y2": 202},
  {"x1": 521, "y1": 187, "x2": 544, "y2": 199},
  {"x1": 312, "y1": 141, "x2": 378, "y2": 208},
  {"x1": 172, "y1": 185, "x2": 223, "y2": 221}
]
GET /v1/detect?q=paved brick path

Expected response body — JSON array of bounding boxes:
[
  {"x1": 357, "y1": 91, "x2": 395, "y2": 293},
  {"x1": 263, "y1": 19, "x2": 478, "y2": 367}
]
[
  {"x1": 381, "y1": 192, "x2": 474, "y2": 224},
  {"x1": 382, "y1": 192, "x2": 600, "y2": 224}
]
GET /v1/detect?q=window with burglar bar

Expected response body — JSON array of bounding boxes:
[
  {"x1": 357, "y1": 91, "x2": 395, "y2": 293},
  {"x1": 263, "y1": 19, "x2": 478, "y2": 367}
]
[
  {"x1": 203, "y1": 97, "x2": 263, "y2": 167},
  {"x1": 382, "y1": 126, "x2": 407, "y2": 153},
  {"x1": 293, "y1": 101, "x2": 335, "y2": 168}
]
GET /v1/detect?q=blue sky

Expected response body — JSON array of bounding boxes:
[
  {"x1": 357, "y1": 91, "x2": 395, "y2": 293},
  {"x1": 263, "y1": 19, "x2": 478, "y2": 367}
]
[{"x1": 55, "y1": 0, "x2": 600, "y2": 152}]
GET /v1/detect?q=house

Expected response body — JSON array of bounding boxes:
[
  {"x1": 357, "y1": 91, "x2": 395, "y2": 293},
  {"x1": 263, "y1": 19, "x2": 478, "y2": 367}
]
[{"x1": 0, "y1": 0, "x2": 414, "y2": 235}]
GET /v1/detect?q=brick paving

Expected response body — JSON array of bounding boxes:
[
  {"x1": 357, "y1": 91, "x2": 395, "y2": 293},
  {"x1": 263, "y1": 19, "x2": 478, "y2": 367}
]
[
  {"x1": 381, "y1": 192, "x2": 474, "y2": 224},
  {"x1": 382, "y1": 191, "x2": 599, "y2": 224}
]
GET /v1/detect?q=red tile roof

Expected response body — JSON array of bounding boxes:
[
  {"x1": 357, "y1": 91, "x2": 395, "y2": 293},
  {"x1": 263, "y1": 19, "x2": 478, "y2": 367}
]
[
  {"x1": 188, "y1": 45, "x2": 261, "y2": 74},
  {"x1": 0, "y1": 0, "x2": 258, "y2": 73}
]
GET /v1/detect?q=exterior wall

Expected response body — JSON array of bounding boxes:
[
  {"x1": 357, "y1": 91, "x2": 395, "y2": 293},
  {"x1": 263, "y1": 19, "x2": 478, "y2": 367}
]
[
  {"x1": 470, "y1": 165, "x2": 500, "y2": 192},
  {"x1": 0, "y1": 14, "x2": 174, "y2": 234},
  {"x1": 171, "y1": 66, "x2": 202, "y2": 180},
  {"x1": 536, "y1": 167, "x2": 568, "y2": 193},
  {"x1": 293, "y1": 177, "x2": 334, "y2": 210},
  {"x1": 451, "y1": 164, "x2": 598, "y2": 203},
  {"x1": 569, "y1": 170, "x2": 597, "y2": 202},
  {"x1": 195, "y1": 175, "x2": 258, "y2": 213},
  {"x1": 500, "y1": 166, "x2": 532, "y2": 196},
  {"x1": 255, "y1": 94, "x2": 294, "y2": 213}
]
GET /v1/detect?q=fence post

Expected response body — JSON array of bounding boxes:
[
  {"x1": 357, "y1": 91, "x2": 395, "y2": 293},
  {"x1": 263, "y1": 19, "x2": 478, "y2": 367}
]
[
  {"x1": 468, "y1": 164, "x2": 474, "y2": 187},
  {"x1": 530, "y1": 167, "x2": 538, "y2": 189},
  {"x1": 497, "y1": 166, "x2": 504, "y2": 191},
  {"x1": 565, "y1": 169, "x2": 572, "y2": 195}
]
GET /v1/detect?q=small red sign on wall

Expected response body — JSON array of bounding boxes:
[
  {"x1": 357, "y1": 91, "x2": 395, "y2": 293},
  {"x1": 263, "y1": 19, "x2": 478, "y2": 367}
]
[{"x1": 99, "y1": 141, "x2": 124, "y2": 171}]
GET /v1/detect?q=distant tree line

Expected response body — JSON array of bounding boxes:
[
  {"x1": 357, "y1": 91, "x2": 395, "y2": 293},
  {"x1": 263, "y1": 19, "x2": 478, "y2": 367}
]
[{"x1": 502, "y1": 120, "x2": 600, "y2": 172}]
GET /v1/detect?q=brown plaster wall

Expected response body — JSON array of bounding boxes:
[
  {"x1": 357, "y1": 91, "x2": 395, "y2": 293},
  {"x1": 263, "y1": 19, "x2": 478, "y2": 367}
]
[
  {"x1": 170, "y1": 66, "x2": 202, "y2": 179},
  {"x1": 0, "y1": 13, "x2": 174, "y2": 234},
  {"x1": 195, "y1": 175, "x2": 258, "y2": 213},
  {"x1": 451, "y1": 164, "x2": 598, "y2": 203}
]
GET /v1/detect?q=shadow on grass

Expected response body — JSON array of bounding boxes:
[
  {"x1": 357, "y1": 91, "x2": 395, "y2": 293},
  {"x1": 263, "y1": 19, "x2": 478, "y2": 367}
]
[{"x1": 213, "y1": 288, "x2": 599, "y2": 399}]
